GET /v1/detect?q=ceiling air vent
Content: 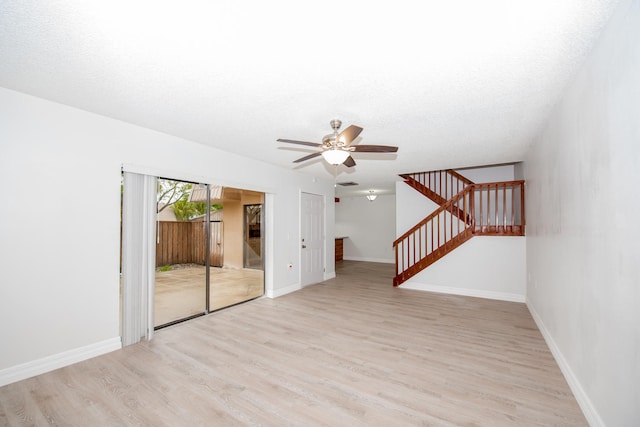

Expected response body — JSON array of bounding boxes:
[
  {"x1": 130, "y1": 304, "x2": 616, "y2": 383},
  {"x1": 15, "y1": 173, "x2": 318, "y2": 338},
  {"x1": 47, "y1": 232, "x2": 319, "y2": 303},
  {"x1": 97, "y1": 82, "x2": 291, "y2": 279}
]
[{"x1": 337, "y1": 182, "x2": 359, "y2": 187}]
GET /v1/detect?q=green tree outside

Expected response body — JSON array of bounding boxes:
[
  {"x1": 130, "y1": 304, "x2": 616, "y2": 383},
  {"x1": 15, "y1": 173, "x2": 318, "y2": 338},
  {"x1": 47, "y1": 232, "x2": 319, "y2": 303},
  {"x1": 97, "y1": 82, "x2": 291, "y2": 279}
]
[{"x1": 157, "y1": 179, "x2": 222, "y2": 221}]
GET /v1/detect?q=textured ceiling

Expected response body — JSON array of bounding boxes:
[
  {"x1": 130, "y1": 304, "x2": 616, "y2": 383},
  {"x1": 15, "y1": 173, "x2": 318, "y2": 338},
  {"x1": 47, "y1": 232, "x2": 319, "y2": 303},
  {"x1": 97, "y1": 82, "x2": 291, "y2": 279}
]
[{"x1": 0, "y1": 0, "x2": 618, "y2": 196}]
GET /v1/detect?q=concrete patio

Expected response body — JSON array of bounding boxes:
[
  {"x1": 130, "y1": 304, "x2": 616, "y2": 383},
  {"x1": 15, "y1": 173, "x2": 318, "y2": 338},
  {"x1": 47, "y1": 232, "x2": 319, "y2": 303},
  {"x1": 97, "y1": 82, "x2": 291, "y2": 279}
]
[{"x1": 154, "y1": 265, "x2": 263, "y2": 326}]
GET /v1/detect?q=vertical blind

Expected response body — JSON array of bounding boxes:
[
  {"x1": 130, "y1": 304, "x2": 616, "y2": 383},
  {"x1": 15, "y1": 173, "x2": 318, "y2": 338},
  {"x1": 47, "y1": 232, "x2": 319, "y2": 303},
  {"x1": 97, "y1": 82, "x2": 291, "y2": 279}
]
[{"x1": 121, "y1": 172, "x2": 157, "y2": 346}]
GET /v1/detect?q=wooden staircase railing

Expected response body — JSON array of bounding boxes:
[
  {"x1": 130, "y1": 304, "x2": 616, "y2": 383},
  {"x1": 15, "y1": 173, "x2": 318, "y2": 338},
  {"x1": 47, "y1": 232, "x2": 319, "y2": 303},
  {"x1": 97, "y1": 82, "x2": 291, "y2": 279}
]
[
  {"x1": 400, "y1": 170, "x2": 474, "y2": 205},
  {"x1": 471, "y1": 181, "x2": 526, "y2": 236},
  {"x1": 393, "y1": 180, "x2": 525, "y2": 286}
]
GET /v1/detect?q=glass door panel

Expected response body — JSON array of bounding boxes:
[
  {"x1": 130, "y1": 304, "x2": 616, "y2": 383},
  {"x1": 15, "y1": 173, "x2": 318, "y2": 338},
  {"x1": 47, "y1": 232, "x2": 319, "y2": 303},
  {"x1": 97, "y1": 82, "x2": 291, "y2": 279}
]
[
  {"x1": 209, "y1": 190, "x2": 264, "y2": 311},
  {"x1": 244, "y1": 204, "x2": 263, "y2": 269},
  {"x1": 154, "y1": 179, "x2": 207, "y2": 327}
]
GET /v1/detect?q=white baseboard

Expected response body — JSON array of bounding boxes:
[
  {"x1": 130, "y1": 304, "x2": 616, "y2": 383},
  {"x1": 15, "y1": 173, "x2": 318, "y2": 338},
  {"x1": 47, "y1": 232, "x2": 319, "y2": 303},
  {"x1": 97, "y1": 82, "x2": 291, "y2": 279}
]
[
  {"x1": 267, "y1": 282, "x2": 301, "y2": 298},
  {"x1": 324, "y1": 271, "x2": 336, "y2": 281},
  {"x1": 0, "y1": 337, "x2": 122, "y2": 387},
  {"x1": 343, "y1": 256, "x2": 395, "y2": 264},
  {"x1": 399, "y1": 282, "x2": 526, "y2": 303},
  {"x1": 526, "y1": 302, "x2": 604, "y2": 427}
]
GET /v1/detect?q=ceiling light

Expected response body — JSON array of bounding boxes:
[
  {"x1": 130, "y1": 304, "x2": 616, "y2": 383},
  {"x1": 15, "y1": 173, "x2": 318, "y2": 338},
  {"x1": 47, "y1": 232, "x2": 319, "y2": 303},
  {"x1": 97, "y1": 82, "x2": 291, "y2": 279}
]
[
  {"x1": 366, "y1": 190, "x2": 377, "y2": 201},
  {"x1": 322, "y1": 149, "x2": 349, "y2": 165}
]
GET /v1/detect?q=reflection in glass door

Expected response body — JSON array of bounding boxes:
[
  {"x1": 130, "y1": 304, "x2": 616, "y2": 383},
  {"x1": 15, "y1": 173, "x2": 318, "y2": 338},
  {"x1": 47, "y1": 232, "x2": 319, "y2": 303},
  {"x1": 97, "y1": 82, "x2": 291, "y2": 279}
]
[
  {"x1": 154, "y1": 179, "x2": 207, "y2": 327},
  {"x1": 244, "y1": 204, "x2": 263, "y2": 269}
]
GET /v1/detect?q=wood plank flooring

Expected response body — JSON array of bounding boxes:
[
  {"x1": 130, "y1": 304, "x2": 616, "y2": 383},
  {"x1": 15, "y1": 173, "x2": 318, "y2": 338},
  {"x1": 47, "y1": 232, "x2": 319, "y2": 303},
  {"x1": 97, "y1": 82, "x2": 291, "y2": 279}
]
[{"x1": 0, "y1": 261, "x2": 586, "y2": 426}]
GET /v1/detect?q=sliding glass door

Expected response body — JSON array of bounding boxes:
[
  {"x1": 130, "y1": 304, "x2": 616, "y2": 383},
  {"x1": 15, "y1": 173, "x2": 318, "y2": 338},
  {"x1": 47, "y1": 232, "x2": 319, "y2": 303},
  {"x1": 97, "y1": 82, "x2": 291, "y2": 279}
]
[{"x1": 152, "y1": 180, "x2": 264, "y2": 328}]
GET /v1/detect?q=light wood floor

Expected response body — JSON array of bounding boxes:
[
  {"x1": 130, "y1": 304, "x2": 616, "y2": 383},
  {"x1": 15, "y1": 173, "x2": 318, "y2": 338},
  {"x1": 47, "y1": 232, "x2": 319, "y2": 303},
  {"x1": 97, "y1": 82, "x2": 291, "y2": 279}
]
[{"x1": 0, "y1": 261, "x2": 586, "y2": 426}]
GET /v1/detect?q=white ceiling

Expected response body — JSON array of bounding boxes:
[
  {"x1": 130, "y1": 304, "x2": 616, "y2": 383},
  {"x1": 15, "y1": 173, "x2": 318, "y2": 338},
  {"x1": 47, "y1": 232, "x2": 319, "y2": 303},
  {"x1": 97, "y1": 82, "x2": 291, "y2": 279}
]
[{"x1": 0, "y1": 1, "x2": 617, "y2": 197}]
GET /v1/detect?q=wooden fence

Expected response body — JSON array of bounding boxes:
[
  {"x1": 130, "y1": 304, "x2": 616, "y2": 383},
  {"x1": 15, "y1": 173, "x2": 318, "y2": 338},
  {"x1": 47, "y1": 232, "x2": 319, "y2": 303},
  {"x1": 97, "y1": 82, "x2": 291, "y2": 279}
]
[{"x1": 156, "y1": 221, "x2": 223, "y2": 267}]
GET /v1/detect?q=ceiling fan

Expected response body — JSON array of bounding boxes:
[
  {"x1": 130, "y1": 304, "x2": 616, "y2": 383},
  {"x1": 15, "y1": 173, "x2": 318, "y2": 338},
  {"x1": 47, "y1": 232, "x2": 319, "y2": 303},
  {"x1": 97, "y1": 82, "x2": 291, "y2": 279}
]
[{"x1": 277, "y1": 119, "x2": 398, "y2": 167}]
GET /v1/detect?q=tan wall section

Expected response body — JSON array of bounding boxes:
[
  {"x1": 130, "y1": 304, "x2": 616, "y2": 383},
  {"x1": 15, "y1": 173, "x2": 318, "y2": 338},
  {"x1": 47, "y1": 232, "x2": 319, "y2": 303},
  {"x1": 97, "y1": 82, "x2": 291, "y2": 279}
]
[
  {"x1": 223, "y1": 199, "x2": 243, "y2": 268},
  {"x1": 221, "y1": 188, "x2": 264, "y2": 269}
]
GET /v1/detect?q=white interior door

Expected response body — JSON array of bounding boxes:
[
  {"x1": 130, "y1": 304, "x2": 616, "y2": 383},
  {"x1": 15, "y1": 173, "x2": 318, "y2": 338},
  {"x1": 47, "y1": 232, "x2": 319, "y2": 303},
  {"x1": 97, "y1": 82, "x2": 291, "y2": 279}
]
[{"x1": 301, "y1": 192, "x2": 324, "y2": 286}]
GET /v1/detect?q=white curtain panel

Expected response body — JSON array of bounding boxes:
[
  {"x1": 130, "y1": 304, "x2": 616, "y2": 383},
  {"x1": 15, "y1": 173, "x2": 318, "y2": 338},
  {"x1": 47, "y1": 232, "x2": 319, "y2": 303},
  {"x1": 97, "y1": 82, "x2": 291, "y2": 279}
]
[{"x1": 121, "y1": 172, "x2": 157, "y2": 346}]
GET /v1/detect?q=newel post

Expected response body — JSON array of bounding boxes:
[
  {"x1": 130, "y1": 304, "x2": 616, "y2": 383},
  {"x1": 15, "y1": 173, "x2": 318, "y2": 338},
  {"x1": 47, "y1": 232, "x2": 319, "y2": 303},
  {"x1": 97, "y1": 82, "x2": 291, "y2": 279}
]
[
  {"x1": 520, "y1": 181, "x2": 526, "y2": 230},
  {"x1": 469, "y1": 185, "x2": 476, "y2": 232}
]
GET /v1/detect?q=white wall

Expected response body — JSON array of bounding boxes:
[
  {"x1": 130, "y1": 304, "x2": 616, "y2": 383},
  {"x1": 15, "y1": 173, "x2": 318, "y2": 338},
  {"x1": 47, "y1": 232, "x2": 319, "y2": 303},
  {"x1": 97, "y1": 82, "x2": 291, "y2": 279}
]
[
  {"x1": 335, "y1": 194, "x2": 395, "y2": 263},
  {"x1": 396, "y1": 164, "x2": 526, "y2": 301},
  {"x1": 456, "y1": 164, "x2": 515, "y2": 183},
  {"x1": 400, "y1": 236, "x2": 526, "y2": 302},
  {"x1": 395, "y1": 180, "x2": 440, "y2": 238},
  {"x1": 523, "y1": 1, "x2": 640, "y2": 425},
  {"x1": 0, "y1": 88, "x2": 335, "y2": 384}
]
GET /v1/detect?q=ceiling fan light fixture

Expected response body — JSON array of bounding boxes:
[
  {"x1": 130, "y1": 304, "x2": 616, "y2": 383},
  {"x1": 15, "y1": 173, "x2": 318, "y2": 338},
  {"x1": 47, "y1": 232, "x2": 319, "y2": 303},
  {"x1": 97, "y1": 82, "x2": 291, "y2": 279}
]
[
  {"x1": 366, "y1": 190, "x2": 377, "y2": 201},
  {"x1": 322, "y1": 149, "x2": 350, "y2": 165}
]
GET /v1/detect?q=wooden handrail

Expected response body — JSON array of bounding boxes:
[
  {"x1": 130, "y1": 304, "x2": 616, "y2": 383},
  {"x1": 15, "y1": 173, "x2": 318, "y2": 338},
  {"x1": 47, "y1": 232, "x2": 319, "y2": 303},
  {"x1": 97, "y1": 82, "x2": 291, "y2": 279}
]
[{"x1": 472, "y1": 179, "x2": 524, "y2": 188}]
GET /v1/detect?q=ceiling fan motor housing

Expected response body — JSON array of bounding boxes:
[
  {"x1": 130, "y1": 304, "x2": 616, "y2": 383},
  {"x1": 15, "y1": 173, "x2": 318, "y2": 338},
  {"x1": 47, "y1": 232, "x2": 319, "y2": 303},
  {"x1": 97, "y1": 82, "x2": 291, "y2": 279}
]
[{"x1": 322, "y1": 134, "x2": 345, "y2": 149}]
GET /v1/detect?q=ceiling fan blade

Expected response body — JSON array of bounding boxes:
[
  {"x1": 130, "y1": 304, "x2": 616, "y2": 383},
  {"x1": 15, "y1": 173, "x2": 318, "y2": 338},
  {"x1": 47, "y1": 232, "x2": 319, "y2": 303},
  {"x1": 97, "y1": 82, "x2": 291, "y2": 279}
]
[
  {"x1": 293, "y1": 152, "x2": 322, "y2": 163},
  {"x1": 338, "y1": 125, "x2": 363, "y2": 145},
  {"x1": 351, "y1": 145, "x2": 398, "y2": 153},
  {"x1": 343, "y1": 156, "x2": 356, "y2": 167},
  {"x1": 277, "y1": 138, "x2": 322, "y2": 147}
]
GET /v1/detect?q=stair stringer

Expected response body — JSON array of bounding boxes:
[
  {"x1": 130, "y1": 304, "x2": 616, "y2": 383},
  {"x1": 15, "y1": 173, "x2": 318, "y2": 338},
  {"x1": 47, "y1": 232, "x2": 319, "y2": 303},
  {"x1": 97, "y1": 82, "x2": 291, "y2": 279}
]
[
  {"x1": 400, "y1": 175, "x2": 448, "y2": 206},
  {"x1": 400, "y1": 171, "x2": 473, "y2": 224}
]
